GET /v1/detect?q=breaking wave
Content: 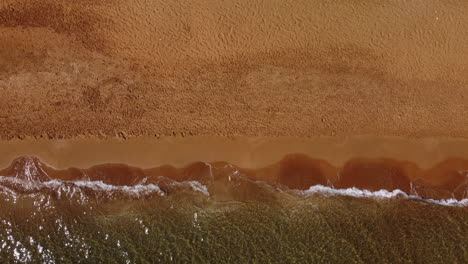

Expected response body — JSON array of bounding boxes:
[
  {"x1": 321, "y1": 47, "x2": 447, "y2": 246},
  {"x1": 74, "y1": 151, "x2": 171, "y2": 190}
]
[
  {"x1": 0, "y1": 155, "x2": 466, "y2": 206},
  {"x1": 296, "y1": 185, "x2": 468, "y2": 207},
  {"x1": 0, "y1": 177, "x2": 466, "y2": 208}
]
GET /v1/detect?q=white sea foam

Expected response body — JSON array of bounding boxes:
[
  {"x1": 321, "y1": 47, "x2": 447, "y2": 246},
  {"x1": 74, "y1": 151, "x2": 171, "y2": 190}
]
[
  {"x1": 71, "y1": 180, "x2": 165, "y2": 197},
  {"x1": 166, "y1": 180, "x2": 210, "y2": 196},
  {"x1": 1, "y1": 175, "x2": 466, "y2": 206},
  {"x1": 182, "y1": 181, "x2": 210, "y2": 196},
  {"x1": 0, "y1": 176, "x2": 165, "y2": 198},
  {"x1": 297, "y1": 185, "x2": 468, "y2": 207},
  {"x1": 0, "y1": 176, "x2": 210, "y2": 198}
]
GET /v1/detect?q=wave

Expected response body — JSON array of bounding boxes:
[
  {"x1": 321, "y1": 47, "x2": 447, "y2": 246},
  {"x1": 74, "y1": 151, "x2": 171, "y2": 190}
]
[
  {"x1": 296, "y1": 185, "x2": 468, "y2": 207},
  {"x1": 0, "y1": 155, "x2": 467, "y2": 206},
  {"x1": 169, "y1": 180, "x2": 210, "y2": 196},
  {"x1": 0, "y1": 176, "x2": 467, "y2": 208},
  {"x1": 0, "y1": 177, "x2": 165, "y2": 200}
]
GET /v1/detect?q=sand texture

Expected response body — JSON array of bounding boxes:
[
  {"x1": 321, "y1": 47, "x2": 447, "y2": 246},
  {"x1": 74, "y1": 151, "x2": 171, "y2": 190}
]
[{"x1": 0, "y1": 0, "x2": 467, "y2": 140}]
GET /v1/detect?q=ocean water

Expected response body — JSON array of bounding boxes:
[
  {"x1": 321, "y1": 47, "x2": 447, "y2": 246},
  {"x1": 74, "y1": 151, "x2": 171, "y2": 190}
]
[{"x1": 0, "y1": 157, "x2": 467, "y2": 263}]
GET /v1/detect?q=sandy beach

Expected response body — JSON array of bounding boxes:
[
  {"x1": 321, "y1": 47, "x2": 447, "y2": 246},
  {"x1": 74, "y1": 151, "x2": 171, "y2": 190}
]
[
  {"x1": 1, "y1": 0, "x2": 468, "y2": 140},
  {"x1": 1, "y1": 0, "x2": 468, "y2": 198},
  {"x1": 1, "y1": 2, "x2": 468, "y2": 262}
]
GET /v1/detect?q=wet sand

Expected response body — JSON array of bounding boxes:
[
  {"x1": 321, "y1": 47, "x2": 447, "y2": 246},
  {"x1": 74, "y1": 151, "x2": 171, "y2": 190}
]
[
  {"x1": 1, "y1": 136, "x2": 467, "y2": 200},
  {"x1": 2, "y1": 136, "x2": 468, "y2": 169}
]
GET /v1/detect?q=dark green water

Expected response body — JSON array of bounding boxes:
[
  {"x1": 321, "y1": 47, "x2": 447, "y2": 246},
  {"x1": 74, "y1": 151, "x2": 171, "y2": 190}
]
[{"x1": 0, "y1": 177, "x2": 467, "y2": 264}]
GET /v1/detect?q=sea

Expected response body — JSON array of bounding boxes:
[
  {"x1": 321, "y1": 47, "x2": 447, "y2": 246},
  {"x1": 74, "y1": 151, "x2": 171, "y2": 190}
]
[{"x1": 0, "y1": 156, "x2": 466, "y2": 263}]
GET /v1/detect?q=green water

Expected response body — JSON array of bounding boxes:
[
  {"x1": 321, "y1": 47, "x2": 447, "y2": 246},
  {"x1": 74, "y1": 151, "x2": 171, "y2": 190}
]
[{"x1": 1, "y1": 190, "x2": 467, "y2": 264}]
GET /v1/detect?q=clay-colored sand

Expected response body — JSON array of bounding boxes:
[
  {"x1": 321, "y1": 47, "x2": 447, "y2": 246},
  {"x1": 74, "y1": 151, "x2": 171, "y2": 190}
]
[
  {"x1": 1, "y1": 0, "x2": 468, "y2": 140},
  {"x1": 1, "y1": 1, "x2": 468, "y2": 195},
  {"x1": 1, "y1": 136, "x2": 468, "y2": 199},
  {"x1": 1, "y1": 136, "x2": 468, "y2": 169},
  {"x1": 2, "y1": 3, "x2": 468, "y2": 262}
]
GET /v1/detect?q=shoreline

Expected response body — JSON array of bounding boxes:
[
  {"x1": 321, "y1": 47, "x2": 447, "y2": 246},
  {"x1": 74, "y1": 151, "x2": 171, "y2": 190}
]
[
  {"x1": 1, "y1": 135, "x2": 468, "y2": 169},
  {"x1": 0, "y1": 135, "x2": 467, "y2": 199}
]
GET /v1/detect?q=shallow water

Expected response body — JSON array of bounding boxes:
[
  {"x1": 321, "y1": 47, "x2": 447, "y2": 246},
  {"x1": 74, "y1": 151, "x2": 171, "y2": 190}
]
[{"x1": 0, "y1": 156, "x2": 467, "y2": 263}]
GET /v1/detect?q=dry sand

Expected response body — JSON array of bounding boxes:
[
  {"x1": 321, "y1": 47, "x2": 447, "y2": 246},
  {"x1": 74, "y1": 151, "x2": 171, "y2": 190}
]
[{"x1": 1, "y1": 0, "x2": 467, "y2": 140}]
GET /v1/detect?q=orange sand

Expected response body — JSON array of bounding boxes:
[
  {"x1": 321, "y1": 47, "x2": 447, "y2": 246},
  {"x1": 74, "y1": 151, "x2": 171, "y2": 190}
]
[{"x1": 1, "y1": 0, "x2": 467, "y2": 139}]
